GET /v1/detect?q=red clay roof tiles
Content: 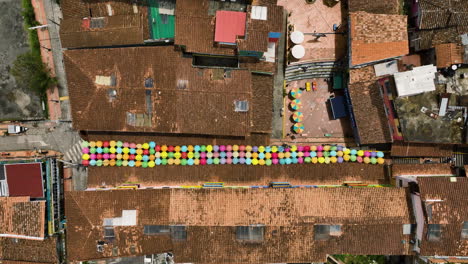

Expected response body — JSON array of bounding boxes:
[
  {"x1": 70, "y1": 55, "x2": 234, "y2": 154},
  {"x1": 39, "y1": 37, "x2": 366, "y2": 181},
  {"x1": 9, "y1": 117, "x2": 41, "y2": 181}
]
[
  {"x1": 0, "y1": 237, "x2": 58, "y2": 263},
  {"x1": 0, "y1": 197, "x2": 45, "y2": 239},
  {"x1": 392, "y1": 164, "x2": 455, "y2": 177},
  {"x1": 66, "y1": 188, "x2": 413, "y2": 262},
  {"x1": 87, "y1": 163, "x2": 389, "y2": 188},
  {"x1": 435, "y1": 43, "x2": 464, "y2": 68},
  {"x1": 391, "y1": 142, "x2": 454, "y2": 157},
  {"x1": 348, "y1": 0, "x2": 400, "y2": 14},
  {"x1": 64, "y1": 46, "x2": 253, "y2": 136},
  {"x1": 418, "y1": 177, "x2": 468, "y2": 257},
  {"x1": 348, "y1": 80, "x2": 392, "y2": 144},
  {"x1": 60, "y1": 0, "x2": 149, "y2": 48},
  {"x1": 350, "y1": 12, "x2": 409, "y2": 66}
]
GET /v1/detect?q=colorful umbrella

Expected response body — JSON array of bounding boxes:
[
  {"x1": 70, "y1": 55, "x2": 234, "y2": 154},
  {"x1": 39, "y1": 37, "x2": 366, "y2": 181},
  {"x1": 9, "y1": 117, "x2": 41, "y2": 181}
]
[
  {"x1": 289, "y1": 88, "x2": 303, "y2": 99},
  {"x1": 292, "y1": 111, "x2": 303, "y2": 122},
  {"x1": 290, "y1": 99, "x2": 302, "y2": 111},
  {"x1": 293, "y1": 123, "x2": 304, "y2": 133}
]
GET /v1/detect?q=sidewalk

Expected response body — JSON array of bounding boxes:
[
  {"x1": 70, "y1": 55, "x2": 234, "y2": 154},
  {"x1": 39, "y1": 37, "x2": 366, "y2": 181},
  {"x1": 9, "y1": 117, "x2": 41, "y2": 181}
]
[{"x1": 31, "y1": 0, "x2": 61, "y2": 121}]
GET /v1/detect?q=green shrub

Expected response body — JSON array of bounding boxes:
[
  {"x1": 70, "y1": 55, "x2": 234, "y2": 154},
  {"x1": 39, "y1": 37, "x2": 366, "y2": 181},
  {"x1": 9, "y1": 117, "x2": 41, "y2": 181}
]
[{"x1": 10, "y1": 51, "x2": 56, "y2": 98}]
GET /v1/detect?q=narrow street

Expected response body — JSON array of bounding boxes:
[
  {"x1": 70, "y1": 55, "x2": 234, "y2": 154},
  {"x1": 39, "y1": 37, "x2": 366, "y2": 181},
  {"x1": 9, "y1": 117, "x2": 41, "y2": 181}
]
[{"x1": 31, "y1": 0, "x2": 70, "y2": 121}]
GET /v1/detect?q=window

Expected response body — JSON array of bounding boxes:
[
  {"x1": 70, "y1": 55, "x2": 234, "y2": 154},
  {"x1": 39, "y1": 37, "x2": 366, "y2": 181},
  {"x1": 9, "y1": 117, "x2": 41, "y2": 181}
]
[
  {"x1": 144, "y1": 225, "x2": 170, "y2": 235},
  {"x1": 126, "y1": 112, "x2": 136, "y2": 126},
  {"x1": 90, "y1": 17, "x2": 105, "y2": 28},
  {"x1": 95, "y1": 75, "x2": 116, "y2": 86},
  {"x1": 427, "y1": 224, "x2": 441, "y2": 241},
  {"x1": 314, "y1": 225, "x2": 342, "y2": 240},
  {"x1": 462, "y1": 222, "x2": 468, "y2": 239},
  {"x1": 171, "y1": 225, "x2": 187, "y2": 240},
  {"x1": 104, "y1": 226, "x2": 115, "y2": 238},
  {"x1": 143, "y1": 225, "x2": 187, "y2": 240},
  {"x1": 236, "y1": 225, "x2": 264, "y2": 242},
  {"x1": 425, "y1": 203, "x2": 433, "y2": 221},
  {"x1": 145, "y1": 78, "x2": 154, "y2": 88},
  {"x1": 235, "y1": 100, "x2": 249, "y2": 112},
  {"x1": 177, "y1": 80, "x2": 188, "y2": 90}
]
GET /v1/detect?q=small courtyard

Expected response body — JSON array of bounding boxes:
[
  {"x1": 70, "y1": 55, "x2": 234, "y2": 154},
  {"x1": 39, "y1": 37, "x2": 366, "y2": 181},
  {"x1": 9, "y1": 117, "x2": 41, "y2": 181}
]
[
  {"x1": 284, "y1": 78, "x2": 353, "y2": 139},
  {"x1": 278, "y1": 0, "x2": 346, "y2": 63}
]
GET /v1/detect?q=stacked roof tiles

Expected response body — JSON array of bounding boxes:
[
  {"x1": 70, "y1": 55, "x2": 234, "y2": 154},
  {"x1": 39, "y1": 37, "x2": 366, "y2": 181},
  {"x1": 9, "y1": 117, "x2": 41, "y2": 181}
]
[
  {"x1": 349, "y1": 12, "x2": 409, "y2": 67},
  {"x1": 391, "y1": 142, "x2": 454, "y2": 158},
  {"x1": 0, "y1": 197, "x2": 58, "y2": 263},
  {"x1": 66, "y1": 188, "x2": 413, "y2": 262},
  {"x1": 0, "y1": 197, "x2": 45, "y2": 240},
  {"x1": 60, "y1": 0, "x2": 150, "y2": 48},
  {"x1": 413, "y1": 0, "x2": 468, "y2": 50},
  {"x1": 418, "y1": 177, "x2": 468, "y2": 257},
  {"x1": 347, "y1": 0, "x2": 400, "y2": 15},
  {"x1": 65, "y1": 46, "x2": 257, "y2": 136},
  {"x1": 348, "y1": 66, "x2": 393, "y2": 144},
  {"x1": 86, "y1": 163, "x2": 389, "y2": 188}
]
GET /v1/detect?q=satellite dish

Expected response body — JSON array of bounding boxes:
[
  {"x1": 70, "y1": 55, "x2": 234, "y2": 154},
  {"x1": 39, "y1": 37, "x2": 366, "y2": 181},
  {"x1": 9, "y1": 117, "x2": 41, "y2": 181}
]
[
  {"x1": 290, "y1": 31, "x2": 304, "y2": 44},
  {"x1": 451, "y1": 64, "x2": 458, "y2": 70},
  {"x1": 291, "y1": 45, "x2": 305, "y2": 59}
]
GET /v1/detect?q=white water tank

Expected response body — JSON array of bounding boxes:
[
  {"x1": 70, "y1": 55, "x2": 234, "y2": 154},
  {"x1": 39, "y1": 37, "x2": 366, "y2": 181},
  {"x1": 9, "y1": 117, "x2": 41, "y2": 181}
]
[
  {"x1": 291, "y1": 45, "x2": 305, "y2": 59},
  {"x1": 290, "y1": 31, "x2": 304, "y2": 44}
]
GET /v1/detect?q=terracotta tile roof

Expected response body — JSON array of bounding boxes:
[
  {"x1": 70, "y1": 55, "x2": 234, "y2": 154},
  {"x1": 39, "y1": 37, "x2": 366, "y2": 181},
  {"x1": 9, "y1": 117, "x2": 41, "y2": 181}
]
[
  {"x1": 60, "y1": 14, "x2": 147, "y2": 49},
  {"x1": 0, "y1": 237, "x2": 58, "y2": 263},
  {"x1": 61, "y1": 0, "x2": 140, "y2": 19},
  {"x1": 415, "y1": 26, "x2": 468, "y2": 50},
  {"x1": 237, "y1": 5, "x2": 284, "y2": 53},
  {"x1": 349, "y1": 12, "x2": 409, "y2": 66},
  {"x1": 348, "y1": 81, "x2": 392, "y2": 144},
  {"x1": 66, "y1": 188, "x2": 413, "y2": 262},
  {"x1": 391, "y1": 142, "x2": 454, "y2": 157},
  {"x1": 418, "y1": 177, "x2": 468, "y2": 256},
  {"x1": 0, "y1": 197, "x2": 45, "y2": 239},
  {"x1": 392, "y1": 164, "x2": 455, "y2": 177},
  {"x1": 60, "y1": 0, "x2": 149, "y2": 48},
  {"x1": 174, "y1": 0, "x2": 283, "y2": 55},
  {"x1": 417, "y1": 0, "x2": 468, "y2": 30},
  {"x1": 435, "y1": 43, "x2": 464, "y2": 68},
  {"x1": 349, "y1": 65, "x2": 378, "y2": 84},
  {"x1": 65, "y1": 46, "x2": 255, "y2": 136},
  {"x1": 251, "y1": 74, "x2": 273, "y2": 132},
  {"x1": 87, "y1": 163, "x2": 389, "y2": 188},
  {"x1": 348, "y1": 0, "x2": 400, "y2": 14}
]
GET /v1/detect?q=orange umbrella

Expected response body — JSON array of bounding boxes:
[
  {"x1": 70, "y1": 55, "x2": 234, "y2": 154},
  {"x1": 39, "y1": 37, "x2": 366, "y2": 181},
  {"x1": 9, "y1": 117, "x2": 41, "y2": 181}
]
[{"x1": 290, "y1": 99, "x2": 302, "y2": 111}]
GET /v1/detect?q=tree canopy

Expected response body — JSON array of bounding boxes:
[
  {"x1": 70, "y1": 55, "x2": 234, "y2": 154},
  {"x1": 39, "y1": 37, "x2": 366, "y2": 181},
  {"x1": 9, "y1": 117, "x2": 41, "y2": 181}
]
[{"x1": 10, "y1": 51, "x2": 56, "y2": 98}]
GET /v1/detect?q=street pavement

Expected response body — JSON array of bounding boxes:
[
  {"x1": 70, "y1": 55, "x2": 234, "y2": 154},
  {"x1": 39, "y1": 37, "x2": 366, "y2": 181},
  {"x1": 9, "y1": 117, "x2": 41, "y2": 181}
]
[
  {"x1": 33, "y1": 0, "x2": 70, "y2": 121},
  {"x1": 0, "y1": 121, "x2": 87, "y2": 190}
]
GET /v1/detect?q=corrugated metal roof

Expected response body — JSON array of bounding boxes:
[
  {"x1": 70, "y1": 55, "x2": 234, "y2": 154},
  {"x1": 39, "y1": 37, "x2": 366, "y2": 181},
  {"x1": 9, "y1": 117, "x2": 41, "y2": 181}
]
[
  {"x1": 214, "y1": 11, "x2": 247, "y2": 43},
  {"x1": 394, "y1": 65, "x2": 437, "y2": 97}
]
